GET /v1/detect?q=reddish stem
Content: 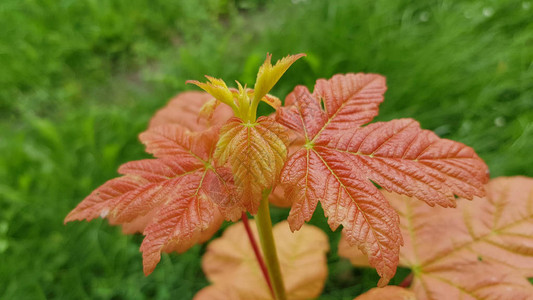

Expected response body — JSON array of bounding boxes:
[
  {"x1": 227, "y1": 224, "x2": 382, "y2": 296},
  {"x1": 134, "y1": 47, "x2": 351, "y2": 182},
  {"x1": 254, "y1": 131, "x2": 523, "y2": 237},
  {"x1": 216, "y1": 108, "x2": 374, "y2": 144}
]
[
  {"x1": 242, "y1": 213, "x2": 274, "y2": 297},
  {"x1": 399, "y1": 272, "x2": 414, "y2": 288}
]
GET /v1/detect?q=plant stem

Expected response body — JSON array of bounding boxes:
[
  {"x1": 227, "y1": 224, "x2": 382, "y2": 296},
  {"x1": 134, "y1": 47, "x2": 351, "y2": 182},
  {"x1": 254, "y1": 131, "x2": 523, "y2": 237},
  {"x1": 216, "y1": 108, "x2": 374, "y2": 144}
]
[
  {"x1": 241, "y1": 212, "x2": 274, "y2": 298},
  {"x1": 255, "y1": 190, "x2": 286, "y2": 300}
]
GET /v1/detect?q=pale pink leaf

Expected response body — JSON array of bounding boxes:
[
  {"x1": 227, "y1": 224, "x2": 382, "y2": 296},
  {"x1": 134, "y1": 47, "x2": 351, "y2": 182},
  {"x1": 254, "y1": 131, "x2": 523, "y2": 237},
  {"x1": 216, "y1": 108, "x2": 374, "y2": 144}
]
[{"x1": 196, "y1": 221, "x2": 329, "y2": 300}]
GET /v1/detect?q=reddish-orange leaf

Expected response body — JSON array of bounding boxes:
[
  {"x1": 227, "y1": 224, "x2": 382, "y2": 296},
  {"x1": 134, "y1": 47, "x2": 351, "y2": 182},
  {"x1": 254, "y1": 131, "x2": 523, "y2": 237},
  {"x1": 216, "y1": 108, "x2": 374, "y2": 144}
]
[
  {"x1": 215, "y1": 116, "x2": 289, "y2": 214},
  {"x1": 147, "y1": 91, "x2": 233, "y2": 131},
  {"x1": 341, "y1": 177, "x2": 533, "y2": 299},
  {"x1": 276, "y1": 73, "x2": 488, "y2": 286},
  {"x1": 354, "y1": 286, "x2": 416, "y2": 300},
  {"x1": 196, "y1": 221, "x2": 329, "y2": 300},
  {"x1": 65, "y1": 126, "x2": 242, "y2": 275}
]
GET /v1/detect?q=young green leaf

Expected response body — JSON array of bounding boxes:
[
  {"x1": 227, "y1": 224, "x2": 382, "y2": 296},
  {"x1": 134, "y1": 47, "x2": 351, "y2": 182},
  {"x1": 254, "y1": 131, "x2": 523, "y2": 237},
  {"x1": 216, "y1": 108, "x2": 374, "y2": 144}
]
[
  {"x1": 187, "y1": 53, "x2": 304, "y2": 122},
  {"x1": 195, "y1": 220, "x2": 329, "y2": 300},
  {"x1": 276, "y1": 73, "x2": 489, "y2": 286},
  {"x1": 65, "y1": 126, "x2": 243, "y2": 275},
  {"x1": 253, "y1": 53, "x2": 306, "y2": 106}
]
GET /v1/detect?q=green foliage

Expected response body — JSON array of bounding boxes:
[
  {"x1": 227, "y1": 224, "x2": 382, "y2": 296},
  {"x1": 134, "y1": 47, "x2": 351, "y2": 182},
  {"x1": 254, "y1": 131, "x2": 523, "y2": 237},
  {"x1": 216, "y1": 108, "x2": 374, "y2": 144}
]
[{"x1": 1, "y1": 0, "x2": 531, "y2": 299}]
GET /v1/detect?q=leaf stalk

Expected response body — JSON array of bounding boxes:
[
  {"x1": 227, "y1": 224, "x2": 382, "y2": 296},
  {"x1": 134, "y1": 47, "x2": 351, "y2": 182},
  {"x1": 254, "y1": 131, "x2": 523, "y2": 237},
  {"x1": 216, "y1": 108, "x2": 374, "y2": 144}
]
[{"x1": 255, "y1": 190, "x2": 287, "y2": 300}]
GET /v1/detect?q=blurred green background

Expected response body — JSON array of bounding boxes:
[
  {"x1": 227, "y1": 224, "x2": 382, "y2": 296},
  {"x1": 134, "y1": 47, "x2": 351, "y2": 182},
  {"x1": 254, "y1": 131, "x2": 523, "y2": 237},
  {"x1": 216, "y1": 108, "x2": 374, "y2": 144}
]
[{"x1": 1, "y1": 0, "x2": 532, "y2": 299}]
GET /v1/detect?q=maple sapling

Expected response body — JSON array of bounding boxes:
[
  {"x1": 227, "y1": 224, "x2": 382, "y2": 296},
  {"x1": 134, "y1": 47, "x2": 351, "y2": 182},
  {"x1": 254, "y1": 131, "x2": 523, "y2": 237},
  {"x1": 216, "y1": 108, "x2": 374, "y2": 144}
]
[{"x1": 65, "y1": 53, "x2": 489, "y2": 299}]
